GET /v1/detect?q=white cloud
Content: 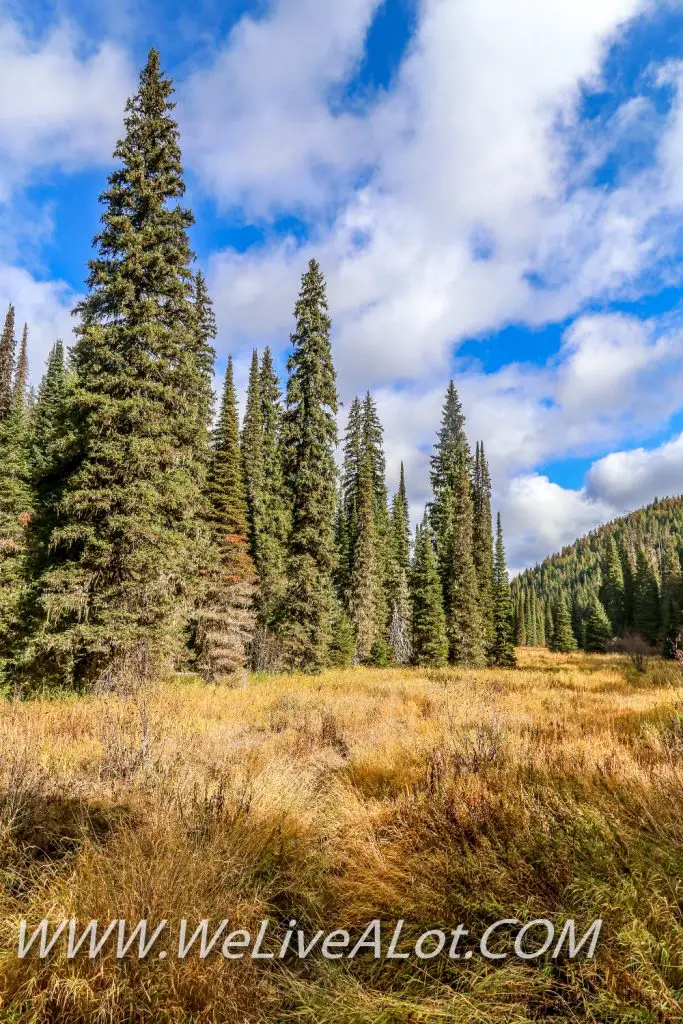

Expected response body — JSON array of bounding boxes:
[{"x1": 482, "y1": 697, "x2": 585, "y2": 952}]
[
  {"x1": 586, "y1": 431, "x2": 683, "y2": 508},
  {"x1": 0, "y1": 20, "x2": 133, "y2": 198},
  {"x1": 0, "y1": 265, "x2": 78, "y2": 382}
]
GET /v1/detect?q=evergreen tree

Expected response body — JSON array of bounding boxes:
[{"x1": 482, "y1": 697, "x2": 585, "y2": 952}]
[
  {"x1": 472, "y1": 441, "x2": 494, "y2": 650},
  {"x1": 600, "y1": 535, "x2": 625, "y2": 634},
  {"x1": 490, "y1": 513, "x2": 516, "y2": 667},
  {"x1": 429, "y1": 380, "x2": 469, "y2": 575},
  {"x1": 192, "y1": 270, "x2": 217, "y2": 461},
  {"x1": 619, "y1": 538, "x2": 636, "y2": 631},
  {"x1": 443, "y1": 451, "x2": 485, "y2": 666},
  {"x1": 348, "y1": 448, "x2": 380, "y2": 662},
  {"x1": 0, "y1": 371, "x2": 32, "y2": 671},
  {"x1": 537, "y1": 597, "x2": 546, "y2": 646},
  {"x1": 660, "y1": 540, "x2": 683, "y2": 657},
  {"x1": 583, "y1": 593, "x2": 613, "y2": 652},
  {"x1": 390, "y1": 462, "x2": 410, "y2": 572},
  {"x1": 12, "y1": 324, "x2": 29, "y2": 412},
  {"x1": 516, "y1": 593, "x2": 527, "y2": 646},
  {"x1": 15, "y1": 50, "x2": 208, "y2": 690},
  {"x1": 544, "y1": 602, "x2": 553, "y2": 647},
  {"x1": 242, "y1": 349, "x2": 265, "y2": 559},
  {"x1": 549, "y1": 595, "x2": 578, "y2": 653},
  {"x1": 633, "y1": 546, "x2": 660, "y2": 646},
  {"x1": 388, "y1": 567, "x2": 412, "y2": 665},
  {"x1": 30, "y1": 341, "x2": 68, "y2": 497},
  {"x1": 411, "y1": 519, "x2": 448, "y2": 668},
  {"x1": 339, "y1": 396, "x2": 363, "y2": 599},
  {"x1": 0, "y1": 304, "x2": 16, "y2": 420},
  {"x1": 256, "y1": 346, "x2": 289, "y2": 626},
  {"x1": 196, "y1": 356, "x2": 256, "y2": 680},
  {"x1": 280, "y1": 259, "x2": 338, "y2": 672},
  {"x1": 327, "y1": 598, "x2": 356, "y2": 667}
]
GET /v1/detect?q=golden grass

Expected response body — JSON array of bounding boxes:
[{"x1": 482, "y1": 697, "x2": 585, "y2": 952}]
[{"x1": 1, "y1": 649, "x2": 683, "y2": 1022}]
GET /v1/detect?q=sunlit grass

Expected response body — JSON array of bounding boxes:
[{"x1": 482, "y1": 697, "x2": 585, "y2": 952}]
[{"x1": 1, "y1": 649, "x2": 682, "y2": 1022}]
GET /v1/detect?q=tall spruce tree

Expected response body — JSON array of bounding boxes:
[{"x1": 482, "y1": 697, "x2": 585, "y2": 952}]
[
  {"x1": 241, "y1": 349, "x2": 265, "y2": 559},
  {"x1": 12, "y1": 325, "x2": 29, "y2": 412},
  {"x1": 633, "y1": 546, "x2": 660, "y2": 646},
  {"x1": 411, "y1": 519, "x2": 448, "y2": 668},
  {"x1": 0, "y1": 352, "x2": 33, "y2": 673},
  {"x1": 490, "y1": 513, "x2": 516, "y2": 667},
  {"x1": 391, "y1": 462, "x2": 410, "y2": 572},
  {"x1": 660, "y1": 540, "x2": 683, "y2": 657},
  {"x1": 15, "y1": 50, "x2": 208, "y2": 690},
  {"x1": 600, "y1": 535, "x2": 625, "y2": 634},
  {"x1": 583, "y1": 593, "x2": 613, "y2": 652},
  {"x1": 256, "y1": 346, "x2": 289, "y2": 627},
  {"x1": 280, "y1": 259, "x2": 338, "y2": 672},
  {"x1": 195, "y1": 356, "x2": 256, "y2": 680},
  {"x1": 429, "y1": 380, "x2": 469, "y2": 576},
  {"x1": 443, "y1": 450, "x2": 485, "y2": 665},
  {"x1": 472, "y1": 441, "x2": 494, "y2": 650},
  {"x1": 192, "y1": 270, "x2": 217, "y2": 462},
  {"x1": 0, "y1": 304, "x2": 16, "y2": 421},
  {"x1": 549, "y1": 595, "x2": 578, "y2": 653},
  {"x1": 348, "y1": 447, "x2": 380, "y2": 662}
]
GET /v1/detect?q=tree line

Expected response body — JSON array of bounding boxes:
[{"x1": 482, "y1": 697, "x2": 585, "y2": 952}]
[
  {"x1": 0, "y1": 50, "x2": 516, "y2": 693},
  {"x1": 512, "y1": 496, "x2": 683, "y2": 656}
]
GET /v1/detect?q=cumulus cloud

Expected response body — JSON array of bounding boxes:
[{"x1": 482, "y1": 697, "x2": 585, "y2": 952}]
[
  {"x1": 0, "y1": 20, "x2": 133, "y2": 198},
  {"x1": 586, "y1": 432, "x2": 683, "y2": 508},
  {"x1": 0, "y1": 265, "x2": 78, "y2": 381}
]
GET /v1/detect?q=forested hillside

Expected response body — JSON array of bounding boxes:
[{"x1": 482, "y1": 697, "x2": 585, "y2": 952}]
[
  {"x1": 0, "y1": 49, "x2": 517, "y2": 694},
  {"x1": 512, "y1": 496, "x2": 683, "y2": 656}
]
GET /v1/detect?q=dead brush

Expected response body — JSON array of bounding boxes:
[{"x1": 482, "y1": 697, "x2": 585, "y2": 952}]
[
  {"x1": 97, "y1": 682, "x2": 161, "y2": 783},
  {"x1": 320, "y1": 710, "x2": 349, "y2": 757},
  {"x1": 180, "y1": 777, "x2": 254, "y2": 842}
]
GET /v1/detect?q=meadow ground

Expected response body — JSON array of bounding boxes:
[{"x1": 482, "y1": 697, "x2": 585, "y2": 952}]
[{"x1": 1, "y1": 650, "x2": 683, "y2": 1022}]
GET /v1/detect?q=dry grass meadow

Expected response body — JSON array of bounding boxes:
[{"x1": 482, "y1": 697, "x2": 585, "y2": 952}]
[{"x1": 1, "y1": 649, "x2": 683, "y2": 1022}]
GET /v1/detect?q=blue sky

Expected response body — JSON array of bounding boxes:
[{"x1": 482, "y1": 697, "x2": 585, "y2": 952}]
[{"x1": 2, "y1": 0, "x2": 683, "y2": 571}]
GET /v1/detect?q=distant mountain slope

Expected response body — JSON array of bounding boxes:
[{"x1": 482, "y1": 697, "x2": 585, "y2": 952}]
[{"x1": 510, "y1": 496, "x2": 683, "y2": 654}]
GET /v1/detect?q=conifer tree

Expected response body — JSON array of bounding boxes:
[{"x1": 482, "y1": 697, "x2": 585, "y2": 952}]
[
  {"x1": 549, "y1": 595, "x2": 578, "y2": 653},
  {"x1": 600, "y1": 535, "x2": 625, "y2": 634},
  {"x1": 537, "y1": 597, "x2": 546, "y2": 646},
  {"x1": 30, "y1": 341, "x2": 67, "y2": 498},
  {"x1": 339, "y1": 396, "x2": 363, "y2": 599},
  {"x1": 12, "y1": 325, "x2": 29, "y2": 412},
  {"x1": 443, "y1": 451, "x2": 485, "y2": 666},
  {"x1": 280, "y1": 259, "x2": 338, "y2": 671},
  {"x1": 192, "y1": 270, "x2": 217, "y2": 461},
  {"x1": 544, "y1": 602, "x2": 553, "y2": 646},
  {"x1": 242, "y1": 349, "x2": 265, "y2": 559},
  {"x1": 429, "y1": 380, "x2": 469, "y2": 574},
  {"x1": 388, "y1": 567, "x2": 412, "y2": 665},
  {"x1": 660, "y1": 541, "x2": 683, "y2": 657},
  {"x1": 391, "y1": 462, "x2": 410, "y2": 572},
  {"x1": 16, "y1": 50, "x2": 208, "y2": 689},
  {"x1": 633, "y1": 546, "x2": 660, "y2": 646},
  {"x1": 472, "y1": 441, "x2": 494, "y2": 649},
  {"x1": 0, "y1": 304, "x2": 16, "y2": 420},
  {"x1": 196, "y1": 356, "x2": 256, "y2": 680},
  {"x1": 619, "y1": 538, "x2": 636, "y2": 631},
  {"x1": 256, "y1": 346, "x2": 289, "y2": 626},
  {"x1": 411, "y1": 519, "x2": 448, "y2": 667},
  {"x1": 348, "y1": 448, "x2": 380, "y2": 662},
  {"x1": 490, "y1": 513, "x2": 516, "y2": 667},
  {"x1": 516, "y1": 593, "x2": 527, "y2": 646},
  {"x1": 583, "y1": 593, "x2": 613, "y2": 652},
  {"x1": 0, "y1": 361, "x2": 32, "y2": 671}
]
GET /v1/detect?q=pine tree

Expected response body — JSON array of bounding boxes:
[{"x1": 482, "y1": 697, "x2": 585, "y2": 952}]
[
  {"x1": 256, "y1": 346, "x2": 289, "y2": 627},
  {"x1": 192, "y1": 269, "x2": 217, "y2": 461},
  {"x1": 12, "y1": 324, "x2": 29, "y2": 412},
  {"x1": 549, "y1": 595, "x2": 578, "y2": 653},
  {"x1": 619, "y1": 538, "x2": 636, "y2": 631},
  {"x1": 242, "y1": 349, "x2": 265, "y2": 560},
  {"x1": 195, "y1": 356, "x2": 256, "y2": 680},
  {"x1": 348, "y1": 448, "x2": 380, "y2": 662},
  {"x1": 600, "y1": 535, "x2": 625, "y2": 634},
  {"x1": 390, "y1": 462, "x2": 410, "y2": 572},
  {"x1": 443, "y1": 451, "x2": 485, "y2": 666},
  {"x1": 583, "y1": 593, "x2": 613, "y2": 652},
  {"x1": 516, "y1": 593, "x2": 527, "y2": 646},
  {"x1": 0, "y1": 365, "x2": 32, "y2": 671},
  {"x1": 472, "y1": 441, "x2": 494, "y2": 650},
  {"x1": 544, "y1": 602, "x2": 553, "y2": 646},
  {"x1": 15, "y1": 50, "x2": 208, "y2": 690},
  {"x1": 660, "y1": 541, "x2": 683, "y2": 657},
  {"x1": 411, "y1": 519, "x2": 448, "y2": 667},
  {"x1": 30, "y1": 341, "x2": 68, "y2": 498},
  {"x1": 490, "y1": 513, "x2": 516, "y2": 667},
  {"x1": 280, "y1": 259, "x2": 338, "y2": 672},
  {"x1": 339, "y1": 396, "x2": 363, "y2": 600},
  {"x1": 537, "y1": 597, "x2": 546, "y2": 646},
  {"x1": 429, "y1": 380, "x2": 469, "y2": 576},
  {"x1": 0, "y1": 304, "x2": 16, "y2": 421},
  {"x1": 633, "y1": 546, "x2": 660, "y2": 646}
]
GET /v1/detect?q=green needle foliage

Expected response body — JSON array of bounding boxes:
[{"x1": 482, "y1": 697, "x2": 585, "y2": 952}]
[
  {"x1": 411, "y1": 518, "x2": 448, "y2": 668},
  {"x1": 0, "y1": 304, "x2": 16, "y2": 420},
  {"x1": 14, "y1": 49, "x2": 209, "y2": 691},
  {"x1": 583, "y1": 593, "x2": 613, "y2": 652},
  {"x1": 490, "y1": 513, "x2": 516, "y2": 667},
  {"x1": 281, "y1": 259, "x2": 339, "y2": 672},
  {"x1": 549, "y1": 595, "x2": 578, "y2": 653}
]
